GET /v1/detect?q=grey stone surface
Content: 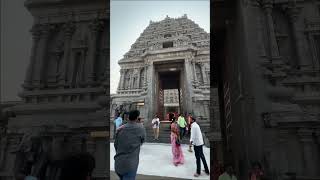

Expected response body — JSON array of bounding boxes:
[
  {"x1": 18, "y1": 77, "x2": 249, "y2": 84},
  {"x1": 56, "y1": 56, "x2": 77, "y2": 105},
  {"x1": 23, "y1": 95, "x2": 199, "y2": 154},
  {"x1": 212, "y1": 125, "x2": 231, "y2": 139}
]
[
  {"x1": 212, "y1": 0, "x2": 320, "y2": 179},
  {"x1": 0, "y1": 0, "x2": 109, "y2": 179}
]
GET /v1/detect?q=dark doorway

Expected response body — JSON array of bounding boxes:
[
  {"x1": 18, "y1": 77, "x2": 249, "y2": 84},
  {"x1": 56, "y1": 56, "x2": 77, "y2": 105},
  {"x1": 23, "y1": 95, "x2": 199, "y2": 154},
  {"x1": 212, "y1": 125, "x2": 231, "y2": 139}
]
[{"x1": 157, "y1": 71, "x2": 181, "y2": 121}]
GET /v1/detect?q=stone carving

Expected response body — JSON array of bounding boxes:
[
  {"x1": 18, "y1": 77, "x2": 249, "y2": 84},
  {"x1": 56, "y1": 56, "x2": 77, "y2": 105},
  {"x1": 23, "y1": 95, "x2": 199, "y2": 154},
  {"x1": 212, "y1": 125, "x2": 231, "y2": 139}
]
[{"x1": 112, "y1": 15, "x2": 210, "y2": 140}]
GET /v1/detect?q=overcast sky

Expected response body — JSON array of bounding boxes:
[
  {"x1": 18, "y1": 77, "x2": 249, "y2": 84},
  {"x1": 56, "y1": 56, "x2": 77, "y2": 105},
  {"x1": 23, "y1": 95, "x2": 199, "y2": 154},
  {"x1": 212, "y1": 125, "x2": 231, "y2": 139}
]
[
  {"x1": 1, "y1": 0, "x2": 33, "y2": 102},
  {"x1": 110, "y1": 0, "x2": 210, "y2": 94},
  {"x1": 0, "y1": 0, "x2": 209, "y2": 101}
]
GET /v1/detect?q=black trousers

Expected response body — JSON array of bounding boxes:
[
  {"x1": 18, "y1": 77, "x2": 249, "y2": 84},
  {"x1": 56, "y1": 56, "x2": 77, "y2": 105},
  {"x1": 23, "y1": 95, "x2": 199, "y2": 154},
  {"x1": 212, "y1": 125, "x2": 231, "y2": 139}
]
[
  {"x1": 194, "y1": 145, "x2": 209, "y2": 174},
  {"x1": 179, "y1": 127, "x2": 186, "y2": 138}
]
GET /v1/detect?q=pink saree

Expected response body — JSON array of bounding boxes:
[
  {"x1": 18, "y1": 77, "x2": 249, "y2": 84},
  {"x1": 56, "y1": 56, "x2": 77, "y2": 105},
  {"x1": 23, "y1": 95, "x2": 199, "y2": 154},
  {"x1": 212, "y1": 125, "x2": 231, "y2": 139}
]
[{"x1": 170, "y1": 123, "x2": 184, "y2": 165}]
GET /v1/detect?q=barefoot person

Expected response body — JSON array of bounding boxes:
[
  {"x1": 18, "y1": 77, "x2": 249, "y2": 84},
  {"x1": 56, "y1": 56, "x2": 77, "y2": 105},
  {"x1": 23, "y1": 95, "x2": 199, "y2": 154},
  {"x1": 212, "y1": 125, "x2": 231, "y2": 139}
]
[
  {"x1": 114, "y1": 110, "x2": 146, "y2": 180},
  {"x1": 152, "y1": 114, "x2": 160, "y2": 140},
  {"x1": 170, "y1": 118, "x2": 184, "y2": 166},
  {"x1": 190, "y1": 117, "x2": 210, "y2": 177}
]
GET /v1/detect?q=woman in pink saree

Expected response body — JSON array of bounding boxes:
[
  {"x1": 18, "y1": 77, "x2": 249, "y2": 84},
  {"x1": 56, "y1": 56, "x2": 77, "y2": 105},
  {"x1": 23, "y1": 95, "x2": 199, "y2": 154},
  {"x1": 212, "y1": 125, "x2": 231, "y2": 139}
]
[{"x1": 170, "y1": 118, "x2": 184, "y2": 166}]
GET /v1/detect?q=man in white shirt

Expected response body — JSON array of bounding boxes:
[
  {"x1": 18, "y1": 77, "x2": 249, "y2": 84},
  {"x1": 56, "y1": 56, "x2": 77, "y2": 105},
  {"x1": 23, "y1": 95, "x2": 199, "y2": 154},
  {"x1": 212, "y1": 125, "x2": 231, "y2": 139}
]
[{"x1": 190, "y1": 117, "x2": 209, "y2": 177}]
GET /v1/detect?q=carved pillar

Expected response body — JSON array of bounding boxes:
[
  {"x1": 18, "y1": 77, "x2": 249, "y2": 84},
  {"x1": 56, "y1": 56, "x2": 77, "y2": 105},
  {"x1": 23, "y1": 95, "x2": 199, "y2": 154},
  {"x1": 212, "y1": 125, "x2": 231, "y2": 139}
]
[
  {"x1": 58, "y1": 22, "x2": 75, "y2": 88},
  {"x1": 0, "y1": 136, "x2": 7, "y2": 169},
  {"x1": 298, "y1": 128, "x2": 316, "y2": 176},
  {"x1": 192, "y1": 61, "x2": 198, "y2": 82},
  {"x1": 184, "y1": 57, "x2": 194, "y2": 113},
  {"x1": 286, "y1": 5, "x2": 311, "y2": 70},
  {"x1": 118, "y1": 69, "x2": 124, "y2": 90},
  {"x1": 137, "y1": 68, "x2": 141, "y2": 88},
  {"x1": 144, "y1": 65, "x2": 148, "y2": 88},
  {"x1": 278, "y1": 130, "x2": 289, "y2": 174},
  {"x1": 200, "y1": 63, "x2": 207, "y2": 85},
  {"x1": 147, "y1": 62, "x2": 154, "y2": 119},
  {"x1": 33, "y1": 24, "x2": 52, "y2": 89},
  {"x1": 262, "y1": 1, "x2": 280, "y2": 59},
  {"x1": 129, "y1": 74, "x2": 134, "y2": 89},
  {"x1": 23, "y1": 24, "x2": 41, "y2": 89},
  {"x1": 87, "y1": 19, "x2": 103, "y2": 86}
]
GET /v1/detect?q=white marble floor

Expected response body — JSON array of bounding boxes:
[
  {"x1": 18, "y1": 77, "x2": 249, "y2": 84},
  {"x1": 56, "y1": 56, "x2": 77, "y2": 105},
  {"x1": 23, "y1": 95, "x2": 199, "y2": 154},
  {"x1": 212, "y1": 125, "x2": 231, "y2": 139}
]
[{"x1": 110, "y1": 143, "x2": 210, "y2": 180}]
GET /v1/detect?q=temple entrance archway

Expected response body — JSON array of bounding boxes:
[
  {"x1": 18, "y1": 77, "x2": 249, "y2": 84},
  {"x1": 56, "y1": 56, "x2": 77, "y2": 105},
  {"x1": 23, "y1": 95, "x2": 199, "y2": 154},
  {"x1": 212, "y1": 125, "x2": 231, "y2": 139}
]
[{"x1": 153, "y1": 60, "x2": 186, "y2": 121}]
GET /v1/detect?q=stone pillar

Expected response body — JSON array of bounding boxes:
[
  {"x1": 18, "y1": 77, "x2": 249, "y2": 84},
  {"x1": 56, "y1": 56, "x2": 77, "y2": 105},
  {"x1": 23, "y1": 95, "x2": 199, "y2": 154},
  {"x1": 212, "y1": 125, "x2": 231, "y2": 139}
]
[
  {"x1": 118, "y1": 69, "x2": 124, "y2": 90},
  {"x1": 137, "y1": 68, "x2": 141, "y2": 88},
  {"x1": 129, "y1": 75, "x2": 134, "y2": 89},
  {"x1": 33, "y1": 24, "x2": 52, "y2": 89},
  {"x1": 144, "y1": 65, "x2": 148, "y2": 88},
  {"x1": 184, "y1": 57, "x2": 194, "y2": 113},
  {"x1": 200, "y1": 63, "x2": 207, "y2": 85},
  {"x1": 23, "y1": 24, "x2": 41, "y2": 89},
  {"x1": 58, "y1": 22, "x2": 75, "y2": 88},
  {"x1": 278, "y1": 130, "x2": 289, "y2": 174},
  {"x1": 286, "y1": 5, "x2": 311, "y2": 70},
  {"x1": 0, "y1": 136, "x2": 7, "y2": 169},
  {"x1": 298, "y1": 128, "x2": 316, "y2": 176},
  {"x1": 147, "y1": 62, "x2": 154, "y2": 119},
  {"x1": 87, "y1": 19, "x2": 103, "y2": 86},
  {"x1": 262, "y1": 1, "x2": 280, "y2": 59},
  {"x1": 192, "y1": 61, "x2": 198, "y2": 82},
  {"x1": 122, "y1": 69, "x2": 127, "y2": 89}
]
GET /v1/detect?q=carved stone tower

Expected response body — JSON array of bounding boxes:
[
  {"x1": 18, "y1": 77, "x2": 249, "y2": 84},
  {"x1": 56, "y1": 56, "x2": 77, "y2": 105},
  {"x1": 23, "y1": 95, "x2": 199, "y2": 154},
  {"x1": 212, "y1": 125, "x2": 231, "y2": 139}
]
[{"x1": 111, "y1": 15, "x2": 211, "y2": 140}]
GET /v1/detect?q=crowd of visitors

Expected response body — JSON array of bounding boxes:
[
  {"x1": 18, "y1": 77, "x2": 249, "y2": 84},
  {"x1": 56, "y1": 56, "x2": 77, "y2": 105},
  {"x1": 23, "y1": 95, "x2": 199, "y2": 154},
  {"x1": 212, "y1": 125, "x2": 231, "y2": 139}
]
[{"x1": 113, "y1": 109, "x2": 266, "y2": 180}]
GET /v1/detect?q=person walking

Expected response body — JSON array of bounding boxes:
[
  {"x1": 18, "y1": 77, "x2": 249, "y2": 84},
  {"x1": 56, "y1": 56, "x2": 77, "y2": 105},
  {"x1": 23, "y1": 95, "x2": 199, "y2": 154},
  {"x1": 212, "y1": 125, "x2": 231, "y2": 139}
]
[
  {"x1": 152, "y1": 114, "x2": 160, "y2": 140},
  {"x1": 218, "y1": 164, "x2": 237, "y2": 180},
  {"x1": 170, "y1": 118, "x2": 184, "y2": 166},
  {"x1": 190, "y1": 117, "x2": 210, "y2": 177},
  {"x1": 114, "y1": 110, "x2": 146, "y2": 180},
  {"x1": 177, "y1": 113, "x2": 187, "y2": 139},
  {"x1": 187, "y1": 113, "x2": 193, "y2": 152}
]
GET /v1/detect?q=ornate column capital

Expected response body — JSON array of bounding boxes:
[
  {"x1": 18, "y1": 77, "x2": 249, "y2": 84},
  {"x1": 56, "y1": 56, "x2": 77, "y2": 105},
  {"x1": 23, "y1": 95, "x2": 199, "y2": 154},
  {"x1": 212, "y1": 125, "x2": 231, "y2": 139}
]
[
  {"x1": 30, "y1": 24, "x2": 41, "y2": 41},
  {"x1": 199, "y1": 62, "x2": 205, "y2": 67},
  {"x1": 282, "y1": 3, "x2": 303, "y2": 23},
  {"x1": 261, "y1": 0, "x2": 273, "y2": 13},
  {"x1": 63, "y1": 21, "x2": 76, "y2": 38},
  {"x1": 88, "y1": 18, "x2": 104, "y2": 33},
  {"x1": 39, "y1": 23, "x2": 56, "y2": 38}
]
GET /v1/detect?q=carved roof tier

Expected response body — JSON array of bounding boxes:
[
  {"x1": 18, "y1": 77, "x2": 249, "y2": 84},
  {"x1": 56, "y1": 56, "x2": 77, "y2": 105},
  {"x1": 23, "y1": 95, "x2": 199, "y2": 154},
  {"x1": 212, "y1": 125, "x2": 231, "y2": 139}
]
[{"x1": 120, "y1": 15, "x2": 210, "y2": 62}]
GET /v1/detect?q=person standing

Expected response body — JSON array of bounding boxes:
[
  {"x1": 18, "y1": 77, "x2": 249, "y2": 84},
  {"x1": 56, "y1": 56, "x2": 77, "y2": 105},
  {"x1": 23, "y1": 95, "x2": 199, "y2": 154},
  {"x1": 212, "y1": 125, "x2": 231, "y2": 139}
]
[
  {"x1": 114, "y1": 110, "x2": 146, "y2": 180},
  {"x1": 190, "y1": 117, "x2": 210, "y2": 177},
  {"x1": 177, "y1": 113, "x2": 187, "y2": 139},
  {"x1": 187, "y1": 113, "x2": 193, "y2": 135},
  {"x1": 152, "y1": 114, "x2": 160, "y2": 140},
  {"x1": 170, "y1": 118, "x2": 184, "y2": 166},
  {"x1": 218, "y1": 164, "x2": 237, "y2": 180},
  {"x1": 249, "y1": 162, "x2": 264, "y2": 180},
  {"x1": 113, "y1": 113, "x2": 123, "y2": 139}
]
